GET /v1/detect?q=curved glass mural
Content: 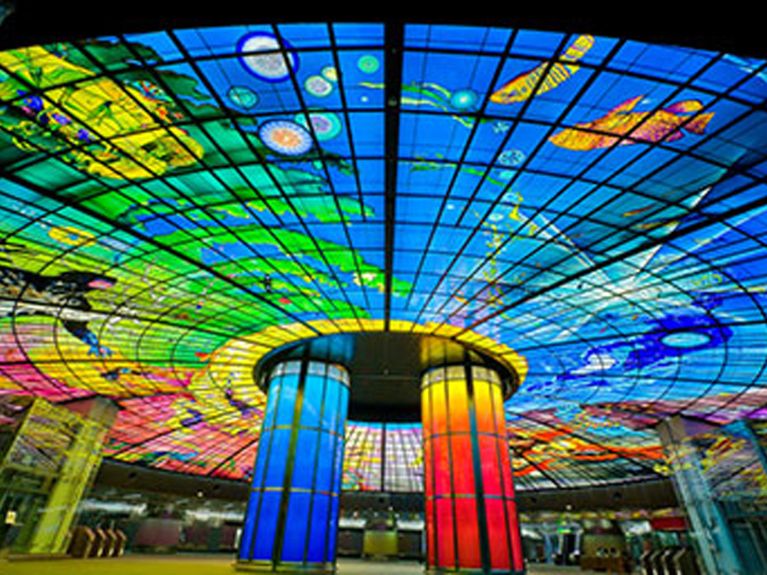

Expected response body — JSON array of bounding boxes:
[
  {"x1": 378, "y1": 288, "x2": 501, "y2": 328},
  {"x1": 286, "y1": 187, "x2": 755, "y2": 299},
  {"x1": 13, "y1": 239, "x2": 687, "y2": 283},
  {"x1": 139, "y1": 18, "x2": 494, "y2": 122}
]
[{"x1": 0, "y1": 23, "x2": 766, "y2": 490}]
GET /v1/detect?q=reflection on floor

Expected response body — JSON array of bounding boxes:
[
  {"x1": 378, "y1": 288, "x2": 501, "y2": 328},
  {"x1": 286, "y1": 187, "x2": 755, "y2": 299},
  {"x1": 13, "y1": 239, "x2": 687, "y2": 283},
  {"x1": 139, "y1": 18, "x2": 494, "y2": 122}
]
[{"x1": 0, "y1": 556, "x2": 603, "y2": 575}]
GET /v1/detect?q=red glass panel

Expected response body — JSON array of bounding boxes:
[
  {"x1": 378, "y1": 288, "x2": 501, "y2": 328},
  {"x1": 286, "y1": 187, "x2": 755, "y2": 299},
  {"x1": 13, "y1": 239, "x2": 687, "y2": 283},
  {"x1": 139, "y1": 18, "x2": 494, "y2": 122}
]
[
  {"x1": 450, "y1": 434, "x2": 474, "y2": 495},
  {"x1": 425, "y1": 497, "x2": 435, "y2": 566},
  {"x1": 423, "y1": 436, "x2": 433, "y2": 497},
  {"x1": 485, "y1": 498, "x2": 510, "y2": 569},
  {"x1": 479, "y1": 435, "x2": 502, "y2": 495},
  {"x1": 434, "y1": 435, "x2": 451, "y2": 496},
  {"x1": 498, "y1": 431, "x2": 516, "y2": 498},
  {"x1": 422, "y1": 367, "x2": 520, "y2": 573},
  {"x1": 506, "y1": 500, "x2": 524, "y2": 571},
  {"x1": 436, "y1": 498, "x2": 455, "y2": 568},
  {"x1": 455, "y1": 498, "x2": 480, "y2": 568}
]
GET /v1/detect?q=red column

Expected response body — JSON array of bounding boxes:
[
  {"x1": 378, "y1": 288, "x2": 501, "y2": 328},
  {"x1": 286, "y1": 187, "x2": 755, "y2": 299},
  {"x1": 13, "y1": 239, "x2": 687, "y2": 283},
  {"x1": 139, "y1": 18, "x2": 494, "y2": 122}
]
[{"x1": 422, "y1": 364, "x2": 524, "y2": 574}]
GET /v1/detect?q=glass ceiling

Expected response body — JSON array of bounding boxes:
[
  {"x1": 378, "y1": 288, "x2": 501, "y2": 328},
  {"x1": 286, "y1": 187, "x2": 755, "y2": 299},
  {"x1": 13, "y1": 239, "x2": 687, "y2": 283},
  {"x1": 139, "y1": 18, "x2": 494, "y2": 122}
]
[{"x1": 0, "y1": 23, "x2": 766, "y2": 491}]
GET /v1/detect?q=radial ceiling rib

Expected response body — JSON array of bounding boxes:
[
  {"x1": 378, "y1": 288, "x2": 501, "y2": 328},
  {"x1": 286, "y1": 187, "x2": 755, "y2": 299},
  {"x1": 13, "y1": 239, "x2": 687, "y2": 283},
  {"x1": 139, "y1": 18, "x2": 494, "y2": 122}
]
[{"x1": 384, "y1": 21, "x2": 403, "y2": 330}]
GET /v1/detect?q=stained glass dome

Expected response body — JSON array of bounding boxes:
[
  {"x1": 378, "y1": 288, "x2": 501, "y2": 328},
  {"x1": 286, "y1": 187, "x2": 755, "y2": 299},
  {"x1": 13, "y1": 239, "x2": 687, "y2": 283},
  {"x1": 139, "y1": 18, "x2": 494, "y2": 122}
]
[{"x1": 1, "y1": 21, "x2": 766, "y2": 491}]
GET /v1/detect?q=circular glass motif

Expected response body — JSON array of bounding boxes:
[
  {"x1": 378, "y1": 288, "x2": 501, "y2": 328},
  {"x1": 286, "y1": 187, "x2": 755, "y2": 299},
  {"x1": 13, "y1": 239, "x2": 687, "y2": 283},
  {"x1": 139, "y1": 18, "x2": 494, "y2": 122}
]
[
  {"x1": 450, "y1": 89, "x2": 478, "y2": 111},
  {"x1": 227, "y1": 86, "x2": 259, "y2": 109},
  {"x1": 357, "y1": 55, "x2": 380, "y2": 74},
  {"x1": 321, "y1": 66, "x2": 338, "y2": 82},
  {"x1": 295, "y1": 112, "x2": 342, "y2": 141},
  {"x1": 258, "y1": 120, "x2": 313, "y2": 156},
  {"x1": 304, "y1": 75, "x2": 333, "y2": 97},
  {"x1": 498, "y1": 149, "x2": 526, "y2": 167},
  {"x1": 661, "y1": 331, "x2": 712, "y2": 349},
  {"x1": 238, "y1": 32, "x2": 298, "y2": 82}
]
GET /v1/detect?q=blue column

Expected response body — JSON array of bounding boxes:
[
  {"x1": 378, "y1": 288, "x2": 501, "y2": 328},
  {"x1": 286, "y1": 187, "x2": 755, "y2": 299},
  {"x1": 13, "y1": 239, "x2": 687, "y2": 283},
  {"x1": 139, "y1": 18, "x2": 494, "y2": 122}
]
[{"x1": 237, "y1": 359, "x2": 350, "y2": 573}]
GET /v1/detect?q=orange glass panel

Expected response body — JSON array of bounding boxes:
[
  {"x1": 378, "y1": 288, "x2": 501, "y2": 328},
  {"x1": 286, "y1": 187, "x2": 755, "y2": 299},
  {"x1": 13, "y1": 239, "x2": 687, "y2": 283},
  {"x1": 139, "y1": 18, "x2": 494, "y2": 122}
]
[
  {"x1": 448, "y1": 379, "x2": 470, "y2": 432},
  {"x1": 490, "y1": 382, "x2": 505, "y2": 433},
  {"x1": 473, "y1": 379, "x2": 495, "y2": 433},
  {"x1": 431, "y1": 382, "x2": 448, "y2": 435},
  {"x1": 422, "y1": 384, "x2": 432, "y2": 433}
]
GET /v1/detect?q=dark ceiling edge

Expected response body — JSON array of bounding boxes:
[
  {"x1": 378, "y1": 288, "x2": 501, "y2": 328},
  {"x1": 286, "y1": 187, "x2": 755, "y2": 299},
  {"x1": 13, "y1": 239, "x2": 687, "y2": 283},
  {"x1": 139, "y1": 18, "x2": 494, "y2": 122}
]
[
  {"x1": 516, "y1": 477, "x2": 678, "y2": 512},
  {"x1": 1, "y1": 6, "x2": 766, "y2": 57},
  {"x1": 95, "y1": 459, "x2": 250, "y2": 501},
  {"x1": 96, "y1": 459, "x2": 677, "y2": 511}
]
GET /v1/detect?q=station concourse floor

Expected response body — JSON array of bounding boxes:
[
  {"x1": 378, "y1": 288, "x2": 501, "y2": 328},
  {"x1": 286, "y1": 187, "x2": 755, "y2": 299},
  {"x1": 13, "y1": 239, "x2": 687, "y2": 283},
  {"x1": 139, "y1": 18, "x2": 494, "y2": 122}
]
[{"x1": 0, "y1": 555, "x2": 608, "y2": 575}]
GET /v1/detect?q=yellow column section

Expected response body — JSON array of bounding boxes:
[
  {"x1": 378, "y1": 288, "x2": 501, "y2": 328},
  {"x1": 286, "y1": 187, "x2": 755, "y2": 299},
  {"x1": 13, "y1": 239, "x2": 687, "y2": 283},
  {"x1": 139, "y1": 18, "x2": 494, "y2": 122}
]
[{"x1": 28, "y1": 398, "x2": 118, "y2": 555}]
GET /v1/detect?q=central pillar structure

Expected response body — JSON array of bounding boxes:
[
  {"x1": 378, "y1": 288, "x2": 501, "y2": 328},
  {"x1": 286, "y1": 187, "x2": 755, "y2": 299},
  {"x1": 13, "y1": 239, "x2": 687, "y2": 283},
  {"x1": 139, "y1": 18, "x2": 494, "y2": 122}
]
[
  {"x1": 241, "y1": 331, "x2": 525, "y2": 573},
  {"x1": 237, "y1": 357, "x2": 350, "y2": 573},
  {"x1": 421, "y1": 362, "x2": 525, "y2": 574}
]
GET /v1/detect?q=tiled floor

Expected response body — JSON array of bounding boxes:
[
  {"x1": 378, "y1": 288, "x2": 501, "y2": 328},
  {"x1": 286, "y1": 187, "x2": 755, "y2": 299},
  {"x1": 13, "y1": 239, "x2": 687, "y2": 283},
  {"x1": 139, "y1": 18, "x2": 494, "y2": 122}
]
[
  {"x1": 340, "y1": 559, "x2": 601, "y2": 574},
  {"x1": 0, "y1": 555, "x2": 606, "y2": 575}
]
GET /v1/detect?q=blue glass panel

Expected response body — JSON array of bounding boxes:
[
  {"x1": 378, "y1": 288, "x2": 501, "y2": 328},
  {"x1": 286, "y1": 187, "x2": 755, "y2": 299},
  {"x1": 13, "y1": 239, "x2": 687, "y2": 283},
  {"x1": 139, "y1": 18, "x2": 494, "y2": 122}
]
[
  {"x1": 238, "y1": 490, "x2": 261, "y2": 559},
  {"x1": 276, "y1": 375, "x2": 300, "y2": 426},
  {"x1": 264, "y1": 428, "x2": 290, "y2": 487},
  {"x1": 306, "y1": 494, "x2": 330, "y2": 562},
  {"x1": 333, "y1": 23, "x2": 384, "y2": 47},
  {"x1": 292, "y1": 429, "x2": 318, "y2": 489},
  {"x1": 253, "y1": 491, "x2": 281, "y2": 560},
  {"x1": 262, "y1": 381, "x2": 281, "y2": 430},
  {"x1": 251, "y1": 430, "x2": 270, "y2": 487},
  {"x1": 314, "y1": 431, "x2": 334, "y2": 493},
  {"x1": 326, "y1": 497, "x2": 340, "y2": 561},
  {"x1": 281, "y1": 491, "x2": 311, "y2": 562},
  {"x1": 300, "y1": 373, "x2": 325, "y2": 428},
  {"x1": 321, "y1": 378, "x2": 340, "y2": 431},
  {"x1": 276, "y1": 23, "x2": 330, "y2": 49},
  {"x1": 331, "y1": 435, "x2": 345, "y2": 494},
  {"x1": 338, "y1": 386, "x2": 350, "y2": 429}
]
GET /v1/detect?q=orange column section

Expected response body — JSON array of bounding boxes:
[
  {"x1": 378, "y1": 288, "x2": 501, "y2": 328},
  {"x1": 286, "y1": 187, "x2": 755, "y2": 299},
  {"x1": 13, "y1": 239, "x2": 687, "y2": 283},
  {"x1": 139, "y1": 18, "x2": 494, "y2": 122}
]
[{"x1": 421, "y1": 365, "x2": 525, "y2": 574}]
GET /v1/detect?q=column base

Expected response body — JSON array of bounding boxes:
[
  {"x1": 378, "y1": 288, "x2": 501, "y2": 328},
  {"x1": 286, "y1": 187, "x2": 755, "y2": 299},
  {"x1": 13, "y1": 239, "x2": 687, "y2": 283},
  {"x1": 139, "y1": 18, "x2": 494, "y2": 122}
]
[{"x1": 234, "y1": 560, "x2": 336, "y2": 575}]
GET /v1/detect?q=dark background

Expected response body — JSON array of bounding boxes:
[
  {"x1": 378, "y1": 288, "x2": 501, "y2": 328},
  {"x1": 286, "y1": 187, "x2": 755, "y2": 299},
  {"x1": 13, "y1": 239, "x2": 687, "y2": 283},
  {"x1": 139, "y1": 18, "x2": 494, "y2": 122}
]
[{"x1": 1, "y1": 2, "x2": 766, "y2": 57}]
